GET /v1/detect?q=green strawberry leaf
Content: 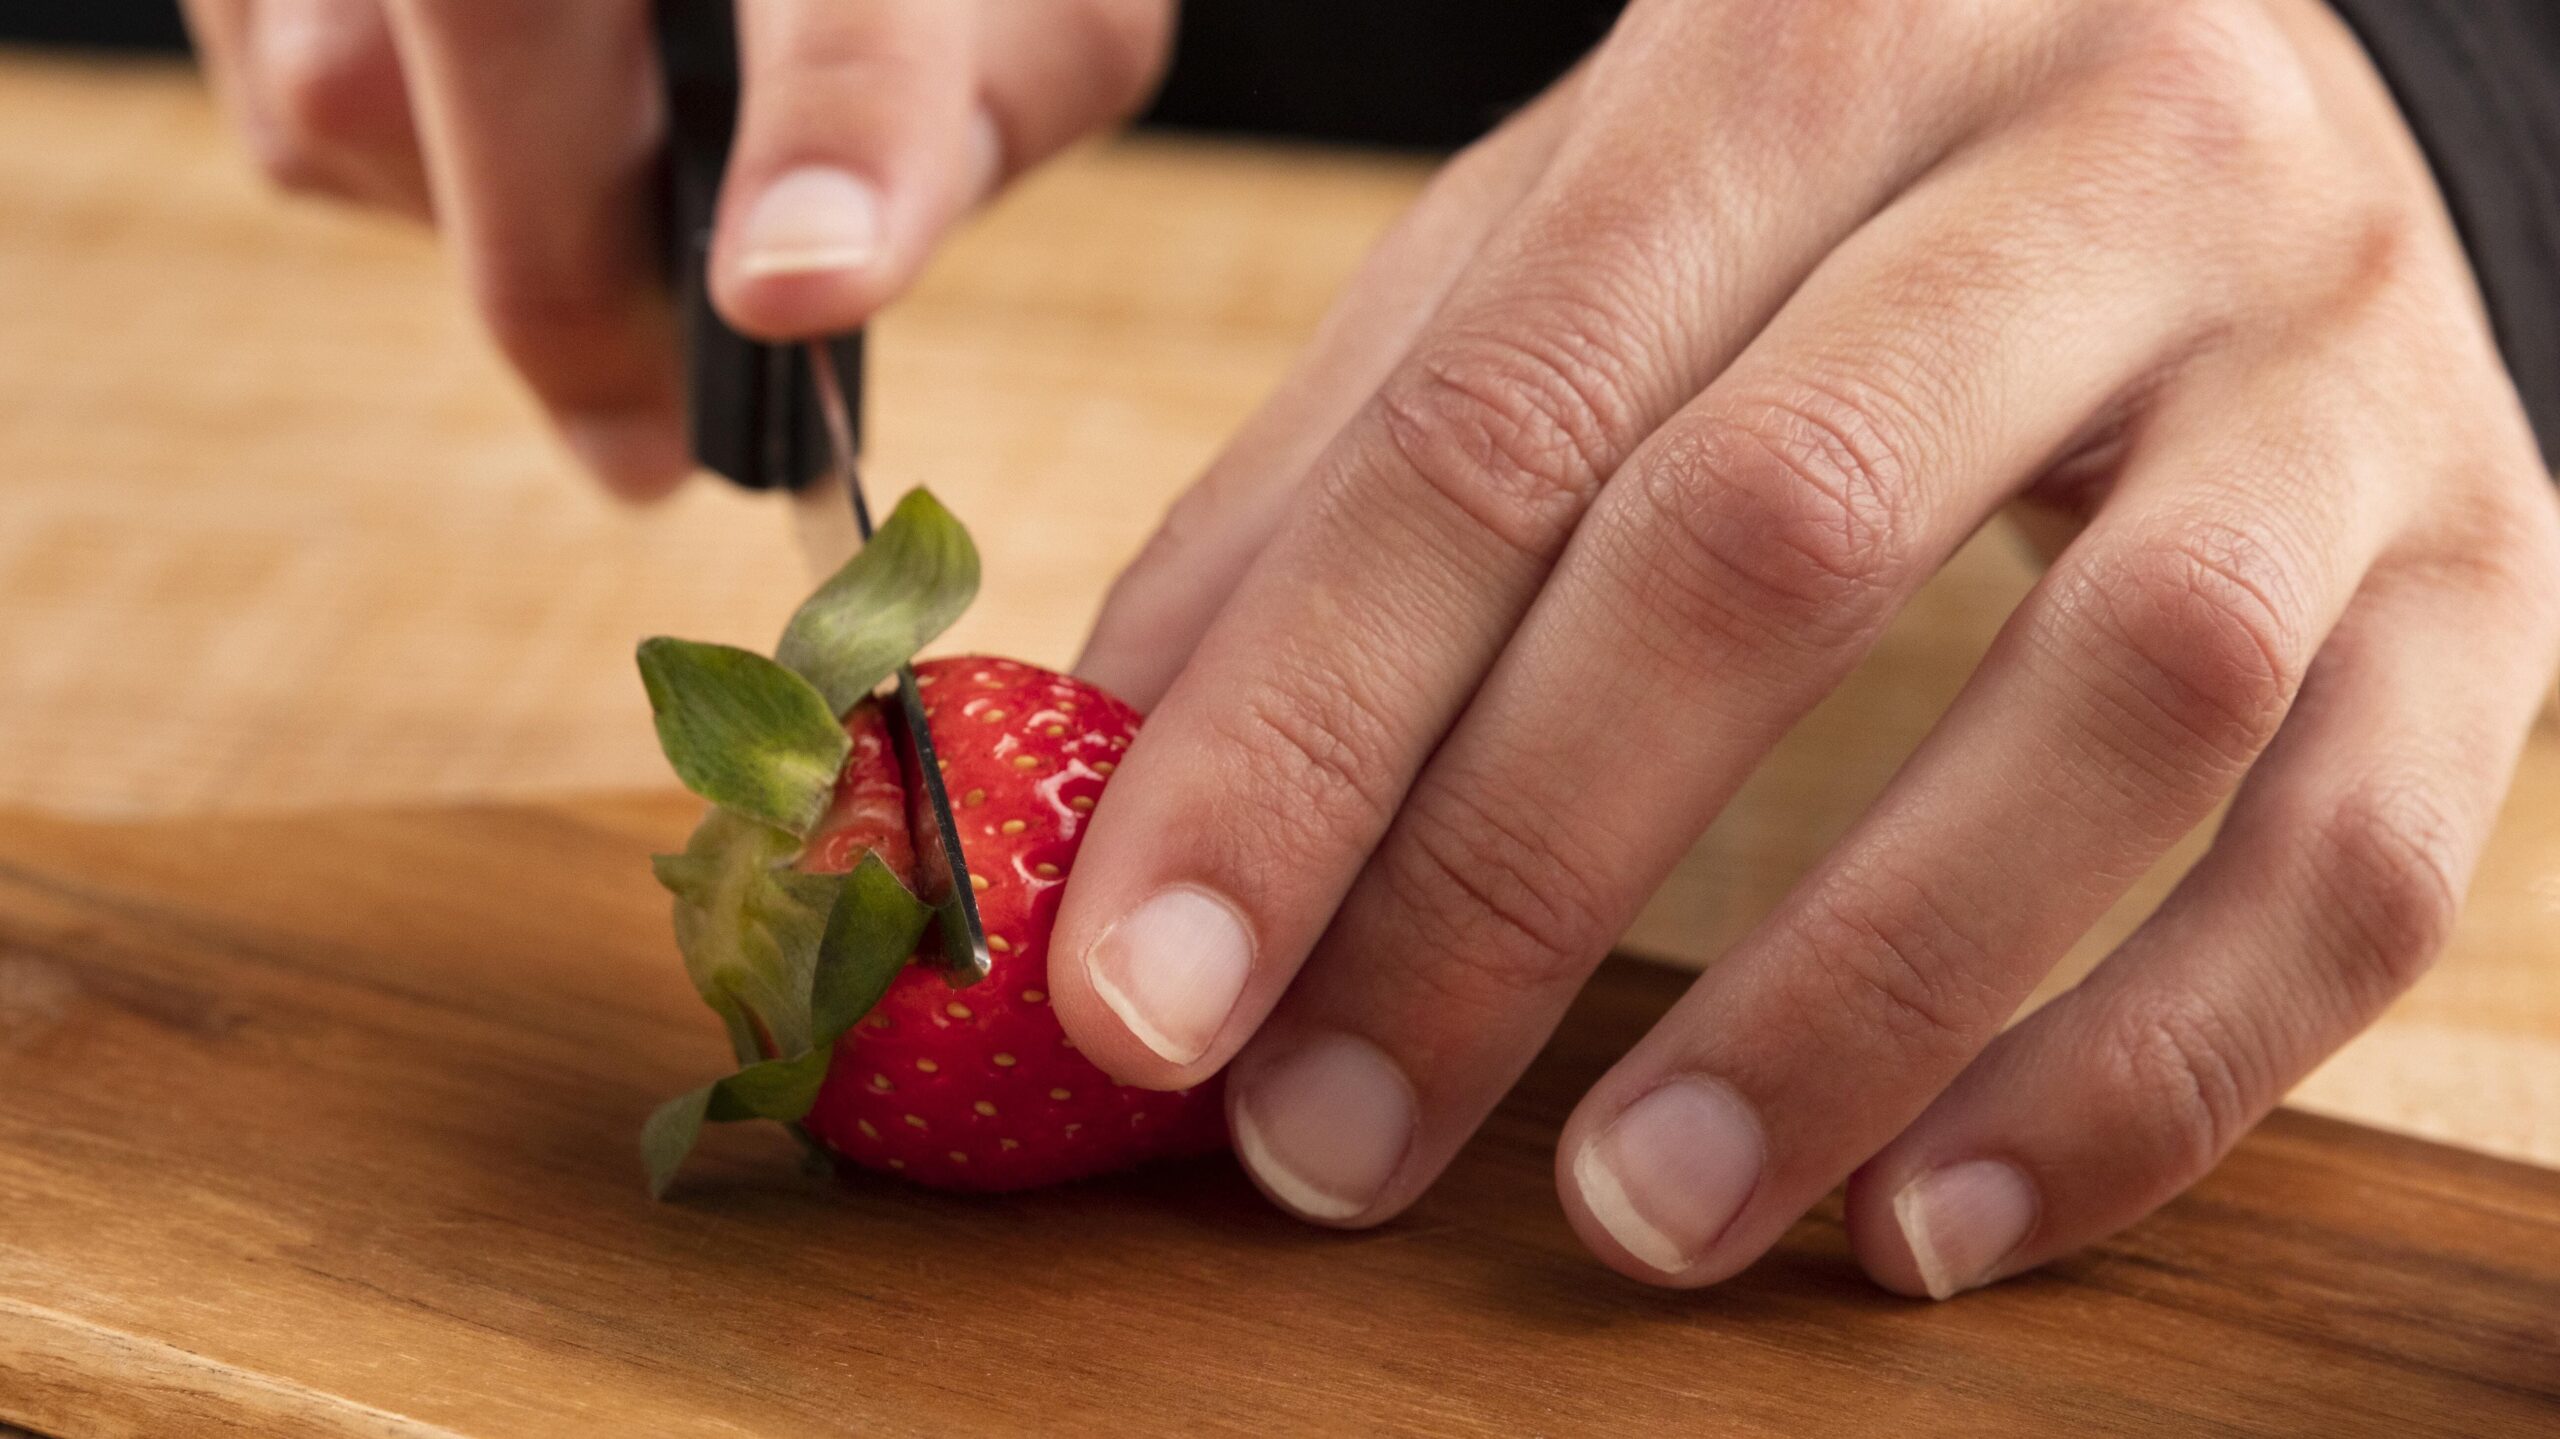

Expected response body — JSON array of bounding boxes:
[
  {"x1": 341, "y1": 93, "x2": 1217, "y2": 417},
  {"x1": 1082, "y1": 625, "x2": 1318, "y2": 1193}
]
[
  {"x1": 641, "y1": 1047, "x2": 833, "y2": 1199},
  {"x1": 812, "y1": 851, "x2": 937, "y2": 1037},
  {"x1": 639, "y1": 638, "x2": 851, "y2": 836},
  {"x1": 645, "y1": 828, "x2": 939, "y2": 1199},
  {"x1": 655, "y1": 810, "x2": 840, "y2": 1063},
  {"x1": 640, "y1": 1089, "x2": 710, "y2": 1198},
  {"x1": 776, "y1": 488, "x2": 980, "y2": 715}
]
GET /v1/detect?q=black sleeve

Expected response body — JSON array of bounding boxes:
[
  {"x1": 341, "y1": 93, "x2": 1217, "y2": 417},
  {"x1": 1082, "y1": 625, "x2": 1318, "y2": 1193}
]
[
  {"x1": 2327, "y1": 0, "x2": 2560, "y2": 467},
  {"x1": 1143, "y1": 0, "x2": 1619, "y2": 149}
]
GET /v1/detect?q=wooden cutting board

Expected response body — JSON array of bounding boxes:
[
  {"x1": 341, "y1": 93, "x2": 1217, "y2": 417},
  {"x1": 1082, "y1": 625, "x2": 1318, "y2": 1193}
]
[{"x1": 0, "y1": 797, "x2": 2553, "y2": 1437}]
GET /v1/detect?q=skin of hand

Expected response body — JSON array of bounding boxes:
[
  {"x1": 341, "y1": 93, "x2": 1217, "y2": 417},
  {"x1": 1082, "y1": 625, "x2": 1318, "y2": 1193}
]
[
  {"x1": 180, "y1": 0, "x2": 1175, "y2": 500},
  {"x1": 1061, "y1": 0, "x2": 2560, "y2": 1298}
]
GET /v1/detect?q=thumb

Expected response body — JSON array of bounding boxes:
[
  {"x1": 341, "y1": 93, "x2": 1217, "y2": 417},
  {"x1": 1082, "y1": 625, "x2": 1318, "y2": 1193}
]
[{"x1": 710, "y1": 0, "x2": 982, "y2": 339}]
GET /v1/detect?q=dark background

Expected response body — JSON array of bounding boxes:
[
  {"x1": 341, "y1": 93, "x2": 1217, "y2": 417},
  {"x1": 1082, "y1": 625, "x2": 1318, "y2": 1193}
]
[{"x1": 0, "y1": 0, "x2": 1621, "y2": 149}]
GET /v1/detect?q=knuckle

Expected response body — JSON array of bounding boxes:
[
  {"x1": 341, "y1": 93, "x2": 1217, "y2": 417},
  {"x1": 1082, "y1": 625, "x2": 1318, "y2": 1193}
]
[
  {"x1": 2066, "y1": 522, "x2": 2308, "y2": 770},
  {"x1": 2102, "y1": 0, "x2": 2316, "y2": 173},
  {"x1": 1376, "y1": 780, "x2": 1616, "y2": 1007},
  {"x1": 1216, "y1": 644, "x2": 1406, "y2": 839},
  {"x1": 2118, "y1": 0, "x2": 2306, "y2": 121},
  {"x1": 1788, "y1": 863, "x2": 2006, "y2": 1063},
  {"x1": 1622, "y1": 388, "x2": 1917, "y2": 656},
  {"x1": 2310, "y1": 774, "x2": 2467, "y2": 998},
  {"x1": 1372, "y1": 324, "x2": 1633, "y2": 558},
  {"x1": 2107, "y1": 992, "x2": 2266, "y2": 1175},
  {"x1": 2327, "y1": 201, "x2": 2435, "y2": 306},
  {"x1": 2267, "y1": 193, "x2": 2452, "y2": 326}
]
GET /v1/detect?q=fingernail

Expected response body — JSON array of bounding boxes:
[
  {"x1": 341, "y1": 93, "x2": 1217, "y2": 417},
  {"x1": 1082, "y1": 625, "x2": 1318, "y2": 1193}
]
[
  {"x1": 1892, "y1": 1159, "x2": 2038, "y2": 1301},
  {"x1": 1083, "y1": 885, "x2": 1253, "y2": 1065},
  {"x1": 1233, "y1": 1032, "x2": 1415, "y2": 1221},
  {"x1": 561, "y1": 411, "x2": 689, "y2": 500},
  {"x1": 1571, "y1": 1077, "x2": 1764, "y2": 1276},
  {"x1": 737, "y1": 166, "x2": 882, "y2": 278}
]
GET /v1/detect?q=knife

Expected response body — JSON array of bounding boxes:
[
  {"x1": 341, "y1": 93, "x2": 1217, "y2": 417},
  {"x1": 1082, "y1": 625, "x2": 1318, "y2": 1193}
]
[{"x1": 654, "y1": 0, "x2": 993, "y2": 984}]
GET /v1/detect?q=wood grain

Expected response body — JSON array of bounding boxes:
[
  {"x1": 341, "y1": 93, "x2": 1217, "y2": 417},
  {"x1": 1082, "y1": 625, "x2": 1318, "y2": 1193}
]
[
  {"x1": 0, "y1": 51, "x2": 2555, "y2": 1178},
  {"x1": 0, "y1": 797, "x2": 2554, "y2": 1437}
]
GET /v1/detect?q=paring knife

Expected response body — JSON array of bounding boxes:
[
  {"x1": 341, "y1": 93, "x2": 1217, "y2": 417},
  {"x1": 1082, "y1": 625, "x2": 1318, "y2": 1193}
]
[{"x1": 653, "y1": 0, "x2": 993, "y2": 983}]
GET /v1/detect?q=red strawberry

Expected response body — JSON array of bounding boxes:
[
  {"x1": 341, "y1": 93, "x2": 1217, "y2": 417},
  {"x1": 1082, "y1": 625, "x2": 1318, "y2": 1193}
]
[
  {"x1": 796, "y1": 657, "x2": 1223, "y2": 1190},
  {"x1": 636, "y1": 490, "x2": 1227, "y2": 1196}
]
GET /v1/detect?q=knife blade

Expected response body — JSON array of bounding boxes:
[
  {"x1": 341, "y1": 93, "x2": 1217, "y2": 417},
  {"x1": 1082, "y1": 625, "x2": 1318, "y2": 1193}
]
[{"x1": 805, "y1": 342, "x2": 994, "y2": 985}]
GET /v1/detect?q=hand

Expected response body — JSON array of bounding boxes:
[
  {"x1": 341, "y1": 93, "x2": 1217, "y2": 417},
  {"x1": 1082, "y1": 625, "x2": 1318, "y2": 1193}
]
[
  {"x1": 181, "y1": 0, "x2": 1173, "y2": 498},
  {"x1": 1059, "y1": 0, "x2": 2560, "y2": 1298}
]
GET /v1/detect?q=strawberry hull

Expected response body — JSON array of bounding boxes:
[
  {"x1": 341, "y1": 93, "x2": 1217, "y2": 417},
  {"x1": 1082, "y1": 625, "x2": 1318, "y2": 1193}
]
[{"x1": 797, "y1": 657, "x2": 1227, "y2": 1191}]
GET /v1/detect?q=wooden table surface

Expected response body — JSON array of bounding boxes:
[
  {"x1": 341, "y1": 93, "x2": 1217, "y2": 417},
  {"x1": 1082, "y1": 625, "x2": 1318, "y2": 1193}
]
[
  {"x1": 0, "y1": 50, "x2": 2557, "y2": 1429},
  {"x1": 0, "y1": 795, "x2": 2552, "y2": 1437}
]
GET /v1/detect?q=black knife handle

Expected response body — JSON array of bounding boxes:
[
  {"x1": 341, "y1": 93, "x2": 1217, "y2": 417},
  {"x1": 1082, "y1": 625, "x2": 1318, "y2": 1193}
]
[{"x1": 654, "y1": 0, "x2": 862, "y2": 492}]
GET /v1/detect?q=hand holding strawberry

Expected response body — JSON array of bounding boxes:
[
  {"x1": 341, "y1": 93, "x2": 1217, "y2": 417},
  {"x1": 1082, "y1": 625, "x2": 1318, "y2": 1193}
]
[{"x1": 638, "y1": 491, "x2": 1224, "y2": 1196}]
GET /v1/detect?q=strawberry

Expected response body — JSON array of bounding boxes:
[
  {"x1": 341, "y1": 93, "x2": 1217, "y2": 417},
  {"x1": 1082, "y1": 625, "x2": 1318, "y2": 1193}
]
[
  {"x1": 797, "y1": 658, "x2": 1223, "y2": 1190},
  {"x1": 636, "y1": 490, "x2": 1225, "y2": 1196}
]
